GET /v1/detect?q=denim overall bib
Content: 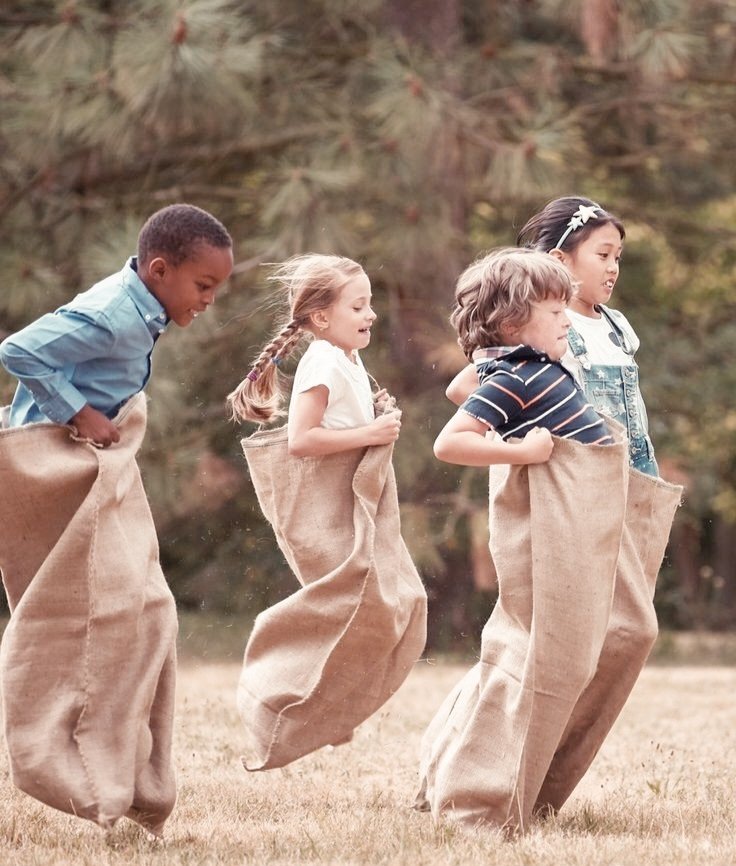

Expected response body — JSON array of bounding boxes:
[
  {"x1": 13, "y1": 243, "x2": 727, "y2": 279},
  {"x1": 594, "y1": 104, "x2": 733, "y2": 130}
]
[{"x1": 567, "y1": 307, "x2": 658, "y2": 477}]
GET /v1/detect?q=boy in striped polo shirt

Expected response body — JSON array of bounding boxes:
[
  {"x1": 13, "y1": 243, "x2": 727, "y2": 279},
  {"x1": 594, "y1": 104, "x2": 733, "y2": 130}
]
[
  {"x1": 419, "y1": 251, "x2": 681, "y2": 833},
  {"x1": 434, "y1": 247, "x2": 613, "y2": 466}
]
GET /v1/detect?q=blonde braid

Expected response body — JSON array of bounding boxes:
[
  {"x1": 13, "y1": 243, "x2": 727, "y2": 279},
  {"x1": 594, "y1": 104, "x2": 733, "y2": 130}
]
[
  {"x1": 226, "y1": 320, "x2": 304, "y2": 423},
  {"x1": 228, "y1": 252, "x2": 365, "y2": 423}
]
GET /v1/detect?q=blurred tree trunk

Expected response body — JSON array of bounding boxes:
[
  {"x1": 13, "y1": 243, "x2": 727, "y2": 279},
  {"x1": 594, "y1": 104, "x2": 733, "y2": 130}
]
[
  {"x1": 667, "y1": 514, "x2": 702, "y2": 627},
  {"x1": 714, "y1": 517, "x2": 736, "y2": 626},
  {"x1": 385, "y1": 0, "x2": 460, "y2": 56},
  {"x1": 382, "y1": 0, "x2": 466, "y2": 371}
]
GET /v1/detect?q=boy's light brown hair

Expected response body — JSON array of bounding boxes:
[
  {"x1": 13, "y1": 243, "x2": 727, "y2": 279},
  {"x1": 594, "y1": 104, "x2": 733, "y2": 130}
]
[{"x1": 451, "y1": 247, "x2": 575, "y2": 360}]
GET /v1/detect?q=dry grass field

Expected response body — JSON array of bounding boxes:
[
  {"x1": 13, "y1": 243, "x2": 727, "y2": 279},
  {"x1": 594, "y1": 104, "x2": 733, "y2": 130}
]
[{"x1": 1, "y1": 618, "x2": 736, "y2": 865}]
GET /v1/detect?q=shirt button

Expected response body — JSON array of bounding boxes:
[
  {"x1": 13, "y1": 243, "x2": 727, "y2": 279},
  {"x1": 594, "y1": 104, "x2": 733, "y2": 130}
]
[
  {"x1": 145, "y1": 314, "x2": 151, "y2": 321},
  {"x1": 159, "y1": 313, "x2": 165, "y2": 321}
]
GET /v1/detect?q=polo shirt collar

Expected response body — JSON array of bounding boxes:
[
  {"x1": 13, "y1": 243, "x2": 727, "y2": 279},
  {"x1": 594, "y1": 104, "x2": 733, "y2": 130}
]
[
  {"x1": 123, "y1": 257, "x2": 169, "y2": 337},
  {"x1": 472, "y1": 345, "x2": 523, "y2": 364},
  {"x1": 473, "y1": 345, "x2": 549, "y2": 364}
]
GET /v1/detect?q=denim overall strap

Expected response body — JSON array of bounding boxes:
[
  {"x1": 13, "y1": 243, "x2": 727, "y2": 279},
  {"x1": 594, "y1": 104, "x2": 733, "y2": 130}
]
[
  {"x1": 566, "y1": 325, "x2": 590, "y2": 369},
  {"x1": 565, "y1": 316, "x2": 658, "y2": 476},
  {"x1": 598, "y1": 306, "x2": 635, "y2": 356}
]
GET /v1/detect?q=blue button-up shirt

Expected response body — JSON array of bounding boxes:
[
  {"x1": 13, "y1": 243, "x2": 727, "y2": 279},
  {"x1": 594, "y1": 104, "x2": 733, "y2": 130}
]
[{"x1": 0, "y1": 258, "x2": 168, "y2": 426}]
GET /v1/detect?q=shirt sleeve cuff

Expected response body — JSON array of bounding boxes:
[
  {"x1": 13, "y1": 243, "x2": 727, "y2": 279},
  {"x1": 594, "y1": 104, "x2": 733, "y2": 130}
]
[
  {"x1": 35, "y1": 385, "x2": 88, "y2": 424},
  {"x1": 460, "y1": 406, "x2": 495, "y2": 429}
]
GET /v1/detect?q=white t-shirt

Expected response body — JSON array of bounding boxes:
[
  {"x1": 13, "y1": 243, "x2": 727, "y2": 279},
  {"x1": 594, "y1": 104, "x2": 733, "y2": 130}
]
[
  {"x1": 289, "y1": 339, "x2": 375, "y2": 429},
  {"x1": 565, "y1": 308, "x2": 633, "y2": 366}
]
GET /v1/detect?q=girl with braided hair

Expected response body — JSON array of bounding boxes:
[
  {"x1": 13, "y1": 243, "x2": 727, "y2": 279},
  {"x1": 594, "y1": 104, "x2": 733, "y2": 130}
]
[
  {"x1": 227, "y1": 253, "x2": 401, "y2": 452},
  {"x1": 226, "y1": 254, "x2": 426, "y2": 772}
]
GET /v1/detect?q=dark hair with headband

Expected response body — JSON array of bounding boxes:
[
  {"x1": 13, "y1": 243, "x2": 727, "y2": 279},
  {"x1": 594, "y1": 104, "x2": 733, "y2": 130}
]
[{"x1": 516, "y1": 196, "x2": 625, "y2": 254}]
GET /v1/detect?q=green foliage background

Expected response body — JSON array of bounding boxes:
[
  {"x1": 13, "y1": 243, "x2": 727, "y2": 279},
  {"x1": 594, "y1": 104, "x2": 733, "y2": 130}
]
[{"x1": 1, "y1": 0, "x2": 736, "y2": 642}]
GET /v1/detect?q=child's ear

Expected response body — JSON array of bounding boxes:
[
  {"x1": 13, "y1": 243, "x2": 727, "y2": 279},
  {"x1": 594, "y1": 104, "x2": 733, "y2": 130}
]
[
  {"x1": 145, "y1": 256, "x2": 168, "y2": 281},
  {"x1": 500, "y1": 316, "x2": 519, "y2": 342},
  {"x1": 310, "y1": 310, "x2": 329, "y2": 331},
  {"x1": 548, "y1": 248, "x2": 567, "y2": 264}
]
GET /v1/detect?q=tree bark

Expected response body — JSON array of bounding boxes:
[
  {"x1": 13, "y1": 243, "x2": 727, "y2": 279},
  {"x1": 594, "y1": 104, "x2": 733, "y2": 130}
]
[{"x1": 385, "y1": 0, "x2": 461, "y2": 57}]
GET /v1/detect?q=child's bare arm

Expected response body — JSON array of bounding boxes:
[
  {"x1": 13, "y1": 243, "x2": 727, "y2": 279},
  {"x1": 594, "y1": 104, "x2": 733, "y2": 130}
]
[
  {"x1": 288, "y1": 386, "x2": 401, "y2": 457},
  {"x1": 446, "y1": 364, "x2": 479, "y2": 406},
  {"x1": 433, "y1": 410, "x2": 553, "y2": 466}
]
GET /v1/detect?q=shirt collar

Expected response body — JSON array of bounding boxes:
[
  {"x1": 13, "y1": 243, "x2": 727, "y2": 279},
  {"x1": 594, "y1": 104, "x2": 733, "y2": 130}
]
[
  {"x1": 123, "y1": 257, "x2": 169, "y2": 337},
  {"x1": 472, "y1": 344, "x2": 550, "y2": 364},
  {"x1": 472, "y1": 345, "x2": 523, "y2": 364}
]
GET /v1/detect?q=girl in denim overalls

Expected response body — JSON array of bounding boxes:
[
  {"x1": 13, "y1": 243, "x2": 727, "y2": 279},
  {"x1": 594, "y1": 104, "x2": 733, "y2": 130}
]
[
  {"x1": 565, "y1": 304, "x2": 657, "y2": 475},
  {"x1": 516, "y1": 195, "x2": 659, "y2": 477}
]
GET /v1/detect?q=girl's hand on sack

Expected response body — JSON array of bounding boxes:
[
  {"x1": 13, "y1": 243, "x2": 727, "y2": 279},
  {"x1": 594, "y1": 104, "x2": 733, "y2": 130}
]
[
  {"x1": 366, "y1": 410, "x2": 402, "y2": 445},
  {"x1": 70, "y1": 404, "x2": 121, "y2": 448},
  {"x1": 518, "y1": 427, "x2": 553, "y2": 464},
  {"x1": 373, "y1": 388, "x2": 397, "y2": 415}
]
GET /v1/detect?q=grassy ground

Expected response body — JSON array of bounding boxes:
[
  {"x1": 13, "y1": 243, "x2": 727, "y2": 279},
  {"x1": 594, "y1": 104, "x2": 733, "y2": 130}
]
[
  {"x1": 0, "y1": 616, "x2": 735, "y2": 865},
  {"x1": 174, "y1": 610, "x2": 736, "y2": 665}
]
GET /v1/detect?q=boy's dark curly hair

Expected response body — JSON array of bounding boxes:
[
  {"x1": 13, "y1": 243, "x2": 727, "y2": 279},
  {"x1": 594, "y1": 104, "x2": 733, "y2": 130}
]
[{"x1": 137, "y1": 203, "x2": 232, "y2": 266}]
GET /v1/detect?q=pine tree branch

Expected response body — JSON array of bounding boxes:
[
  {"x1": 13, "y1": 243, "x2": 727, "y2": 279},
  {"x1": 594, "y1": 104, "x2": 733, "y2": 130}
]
[
  {"x1": 0, "y1": 124, "x2": 328, "y2": 224},
  {"x1": 0, "y1": 13, "x2": 56, "y2": 25},
  {"x1": 156, "y1": 125, "x2": 331, "y2": 165},
  {"x1": 0, "y1": 11, "x2": 123, "y2": 30},
  {"x1": 128, "y1": 185, "x2": 250, "y2": 202},
  {"x1": 78, "y1": 124, "x2": 329, "y2": 189},
  {"x1": 571, "y1": 59, "x2": 736, "y2": 87}
]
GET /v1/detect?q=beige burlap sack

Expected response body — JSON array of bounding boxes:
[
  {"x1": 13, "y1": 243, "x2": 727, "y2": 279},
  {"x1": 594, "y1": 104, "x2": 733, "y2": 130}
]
[
  {"x1": 0, "y1": 394, "x2": 177, "y2": 833},
  {"x1": 238, "y1": 425, "x2": 427, "y2": 770},
  {"x1": 417, "y1": 425, "x2": 682, "y2": 832}
]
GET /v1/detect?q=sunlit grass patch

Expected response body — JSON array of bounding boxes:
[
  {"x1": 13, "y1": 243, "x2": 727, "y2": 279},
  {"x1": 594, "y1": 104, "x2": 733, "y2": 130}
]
[{"x1": 1, "y1": 626, "x2": 736, "y2": 864}]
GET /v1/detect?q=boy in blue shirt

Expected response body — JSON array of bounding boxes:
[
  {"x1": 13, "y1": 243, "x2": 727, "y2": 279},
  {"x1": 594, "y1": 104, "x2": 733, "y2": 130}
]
[
  {"x1": 1, "y1": 202, "x2": 233, "y2": 446},
  {"x1": 0, "y1": 203, "x2": 233, "y2": 833}
]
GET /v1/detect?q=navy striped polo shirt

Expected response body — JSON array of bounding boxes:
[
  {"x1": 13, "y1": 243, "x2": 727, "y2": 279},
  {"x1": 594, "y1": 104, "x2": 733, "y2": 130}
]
[{"x1": 461, "y1": 345, "x2": 614, "y2": 445}]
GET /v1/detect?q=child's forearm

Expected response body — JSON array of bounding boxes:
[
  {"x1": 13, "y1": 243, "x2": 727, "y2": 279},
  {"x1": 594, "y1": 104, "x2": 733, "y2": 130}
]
[
  {"x1": 288, "y1": 424, "x2": 377, "y2": 457},
  {"x1": 434, "y1": 431, "x2": 534, "y2": 466},
  {"x1": 0, "y1": 337, "x2": 87, "y2": 424},
  {"x1": 1, "y1": 313, "x2": 114, "y2": 424}
]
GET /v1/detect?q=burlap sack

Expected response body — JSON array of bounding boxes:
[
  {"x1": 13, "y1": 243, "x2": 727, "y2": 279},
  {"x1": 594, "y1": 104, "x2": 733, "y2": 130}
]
[
  {"x1": 0, "y1": 394, "x2": 177, "y2": 833},
  {"x1": 417, "y1": 425, "x2": 682, "y2": 832},
  {"x1": 238, "y1": 425, "x2": 427, "y2": 770}
]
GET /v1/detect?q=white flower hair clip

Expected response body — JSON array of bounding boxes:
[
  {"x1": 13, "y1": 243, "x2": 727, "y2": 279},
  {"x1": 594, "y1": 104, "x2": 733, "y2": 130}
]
[{"x1": 553, "y1": 204, "x2": 600, "y2": 250}]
